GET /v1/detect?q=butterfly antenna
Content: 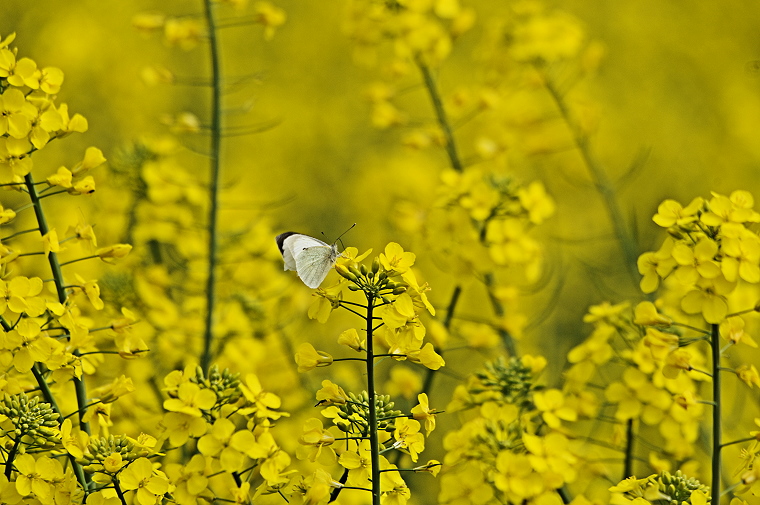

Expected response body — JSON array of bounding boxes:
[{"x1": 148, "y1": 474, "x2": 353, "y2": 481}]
[{"x1": 333, "y1": 223, "x2": 356, "y2": 247}]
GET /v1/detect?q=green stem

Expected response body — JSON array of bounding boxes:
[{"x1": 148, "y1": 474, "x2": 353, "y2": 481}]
[
  {"x1": 31, "y1": 365, "x2": 88, "y2": 488},
  {"x1": 417, "y1": 60, "x2": 463, "y2": 173},
  {"x1": 484, "y1": 272, "x2": 516, "y2": 356},
  {"x1": 113, "y1": 479, "x2": 128, "y2": 505},
  {"x1": 623, "y1": 418, "x2": 634, "y2": 479},
  {"x1": 24, "y1": 172, "x2": 91, "y2": 486},
  {"x1": 542, "y1": 75, "x2": 640, "y2": 288},
  {"x1": 4, "y1": 435, "x2": 21, "y2": 478},
  {"x1": 711, "y1": 323, "x2": 721, "y2": 504},
  {"x1": 365, "y1": 293, "x2": 381, "y2": 505},
  {"x1": 421, "y1": 285, "x2": 461, "y2": 394},
  {"x1": 200, "y1": 0, "x2": 224, "y2": 373}
]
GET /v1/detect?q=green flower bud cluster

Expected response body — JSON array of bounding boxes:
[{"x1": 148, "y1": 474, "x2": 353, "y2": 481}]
[
  {"x1": 472, "y1": 357, "x2": 536, "y2": 412},
  {"x1": 338, "y1": 257, "x2": 407, "y2": 300},
  {"x1": 193, "y1": 365, "x2": 242, "y2": 407},
  {"x1": 0, "y1": 394, "x2": 60, "y2": 445},
  {"x1": 332, "y1": 390, "x2": 402, "y2": 438},
  {"x1": 83, "y1": 434, "x2": 149, "y2": 467},
  {"x1": 655, "y1": 470, "x2": 710, "y2": 504}
]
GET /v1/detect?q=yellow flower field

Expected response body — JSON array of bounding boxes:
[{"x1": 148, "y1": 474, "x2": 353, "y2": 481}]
[{"x1": 1, "y1": 1, "x2": 760, "y2": 504}]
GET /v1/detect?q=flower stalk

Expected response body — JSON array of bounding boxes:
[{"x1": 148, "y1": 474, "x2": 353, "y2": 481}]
[
  {"x1": 365, "y1": 292, "x2": 381, "y2": 505},
  {"x1": 711, "y1": 323, "x2": 721, "y2": 504},
  {"x1": 24, "y1": 173, "x2": 91, "y2": 487},
  {"x1": 200, "y1": 0, "x2": 224, "y2": 373}
]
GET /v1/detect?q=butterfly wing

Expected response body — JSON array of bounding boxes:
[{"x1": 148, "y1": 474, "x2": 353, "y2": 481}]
[
  {"x1": 294, "y1": 244, "x2": 338, "y2": 288},
  {"x1": 276, "y1": 233, "x2": 329, "y2": 272}
]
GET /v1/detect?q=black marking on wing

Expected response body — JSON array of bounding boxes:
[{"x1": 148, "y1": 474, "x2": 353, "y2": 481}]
[{"x1": 275, "y1": 231, "x2": 298, "y2": 254}]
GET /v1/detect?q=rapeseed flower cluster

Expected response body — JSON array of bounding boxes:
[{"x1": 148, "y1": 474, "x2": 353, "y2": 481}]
[{"x1": 293, "y1": 243, "x2": 442, "y2": 505}]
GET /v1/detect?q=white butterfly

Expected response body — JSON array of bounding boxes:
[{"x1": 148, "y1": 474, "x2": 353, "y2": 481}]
[{"x1": 276, "y1": 232, "x2": 340, "y2": 288}]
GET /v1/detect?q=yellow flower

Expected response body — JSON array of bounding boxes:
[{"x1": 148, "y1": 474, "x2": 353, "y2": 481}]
[
  {"x1": 74, "y1": 273, "x2": 104, "y2": 310},
  {"x1": 296, "y1": 418, "x2": 336, "y2": 464},
  {"x1": 163, "y1": 18, "x2": 204, "y2": 50},
  {"x1": 411, "y1": 393, "x2": 439, "y2": 434},
  {"x1": 379, "y1": 242, "x2": 416, "y2": 275},
  {"x1": 0, "y1": 88, "x2": 34, "y2": 138},
  {"x1": 637, "y1": 239, "x2": 676, "y2": 293},
  {"x1": 652, "y1": 197, "x2": 704, "y2": 228},
  {"x1": 518, "y1": 180, "x2": 555, "y2": 224},
  {"x1": 197, "y1": 418, "x2": 254, "y2": 473},
  {"x1": 295, "y1": 343, "x2": 333, "y2": 373},
  {"x1": 720, "y1": 316, "x2": 758, "y2": 347},
  {"x1": 239, "y1": 373, "x2": 287, "y2": 420},
  {"x1": 510, "y1": 11, "x2": 585, "y2": 63},
  {"x1": 67, "y1": 217, "x2": 98, "y2": 251},
  {"x1": 165, "y1": 454, "x2": 209, "y2": 505},
  {"x1": 0, "y1": 204, "x2": 15, "y2": 224},
  {"x1": 97, "y1": 452, "x2": 125, "y2": 474},
  {"x1": 163, "y1": 382, "x2": 217, "y2": 417},
  {"x1": 307, "y1": 282, "x2": 345, "y2": 323},
  {"x1": 680, "y1": 276, "x2": 735, "y2": 324},
  {"x1": 82, "y1": 403, "x2": 113, "y2": 437},
  {"x1": 118, "y1": 457, "x2": 173, "y2": 505},
  {"x1": 533, "y1": 388, "x2": 578, "y2": 428},
  {"x1": 337, "y1": 328, "x2": 364, "y2": 351},
  {"x1": 406, "y1": 343, "x2": 445, "y2": 370},
  {"x1": 160, "y1": 412, "x2": 207, "y2": 447},
  {"x1": 61, "y1": 418, "x2": 89, "y2": 460},
  {"x1": 392, "y1": 418, "x2": 425, "y2": 462},
  {"x1": 662, "y1": 349, "x2": 693, "y2": 379},
  {"x1": 400, "y1": 269, "x2": 435, "y2": 316},
  {"x1": 338, "y1": 440, "x2": 372, "y2": 486},
  {"x1": 721, "y1": 224, "x2": 760, "y2": 283},
  {"x1": 0, "y1": 137, "x2": 33, "y2": 182},
  {"x1": 14, "y1": 454, "x2": 61, "y2": 501},
  {"x1": 701, "y1": 191, "x2": 760, "y2": 226},
  {"x1": 0, "y1": 276, "x2": 46, "y2": 316},
  {"x1": 583, "y1": 300, "x2": 630, "y2": 325},
  {"x1": 96, "y1": 244, "x2": 132, "y2": 263},
  {"x1": 674, "y1": 390, "x2": 698, "y2": 410},
  {"x1": 253, "y1": 2, "x2": 287, "y2": 40},
  {"x1": 671, "y1": 238, "x2": 720, "y2": 284},
  {"x1": 91, "y1": 375, "x2": 135, "y2": 404},
  {"x1": 315, "y1": 380, "x2": 349, "y2": 406},
  {"x1": 71, "y1": 146, "x2": 106, "y2": 176},
  {"x1": 633, "y1": 301, "x2": 672, "y2": 327},
  {"x1": 68, "y1": 175, "x2": 96, "y2": 194},
  {"x1": 379, "y1": 456, "x2": 411, "y2": 505},
  {"x1": 736, "y1": 364, "x2": 760, "y2": 389}
]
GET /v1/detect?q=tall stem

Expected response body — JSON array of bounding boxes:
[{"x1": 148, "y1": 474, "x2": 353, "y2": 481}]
[
  {"x1": 24, "y1": 172, "x2": 91, "y2": 487},
  {"x1": 365, "y1": 294, "x2": 381, "y2": 505},
  {"x1": 24, "y1": 173, "x2": 91, "y2": 434},
  {"x1": 623, "y1": 418, "x2": 634, "y2": 480},
  {"x1": 200, "y1": 0, "x2": 223, "y2": 373},
  {"x1": 421, "y1": 285, "x2": 461, "y2": 394},
  {"x1": 417, "y1": 60, "x2": 462, "y2": 173},
  {"x1": 710, "y1": 323, "x2": 721, "y2": 504},
  {"x1": 542, "y1": 75, "x2": 640, "y2": 288},
  {"x1": 484, "y1": 273, "x2": 517, "y2": 356}
]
